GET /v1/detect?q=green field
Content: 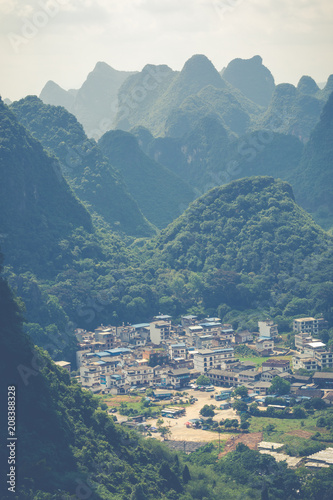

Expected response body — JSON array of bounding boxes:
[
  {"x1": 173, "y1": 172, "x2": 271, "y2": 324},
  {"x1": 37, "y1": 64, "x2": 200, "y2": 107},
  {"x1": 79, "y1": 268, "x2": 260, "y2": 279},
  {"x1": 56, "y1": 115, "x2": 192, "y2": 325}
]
[{"x1": 249, "y1": 409, "x2": 333, "y2": 454}]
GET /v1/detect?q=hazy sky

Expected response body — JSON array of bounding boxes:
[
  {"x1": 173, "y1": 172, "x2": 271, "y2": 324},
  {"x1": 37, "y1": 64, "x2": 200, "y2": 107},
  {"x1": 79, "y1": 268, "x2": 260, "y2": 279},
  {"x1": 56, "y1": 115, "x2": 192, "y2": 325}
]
[{"x1": 1, "y1": 0, "x2": 332, "y2": 101}]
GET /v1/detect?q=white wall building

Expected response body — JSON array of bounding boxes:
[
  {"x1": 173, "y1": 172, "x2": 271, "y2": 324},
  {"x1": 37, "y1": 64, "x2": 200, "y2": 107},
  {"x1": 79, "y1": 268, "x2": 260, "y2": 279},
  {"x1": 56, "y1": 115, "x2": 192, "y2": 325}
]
[
  {"x1": 258, "y1": 320, "x2": 278, "y2": 338},
  {"x1": 193, "y1": 347, "x2": 234, "y2": 373}
]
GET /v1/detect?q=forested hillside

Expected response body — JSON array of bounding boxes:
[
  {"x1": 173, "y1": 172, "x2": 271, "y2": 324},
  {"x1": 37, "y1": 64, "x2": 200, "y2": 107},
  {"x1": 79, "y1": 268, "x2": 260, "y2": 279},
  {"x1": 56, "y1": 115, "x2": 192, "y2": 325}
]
[
  {"x1": 144, "y1": 177, "x2": 333, "y2": 327},
  {"x1": 0, "y1": 97, "x2": 92, "y2": 275},
  {"x1": 98, "y1": 129, "x2": 195, "y2": 228},
  {"x1": 291, "y1": 92, "x2": 333, "y2": 229},
  {"x1": 1, "y1": 260, "x2": 332, "y2": 499},
  {"x1": 10, "y1": 96, "x2": 154, "y2": 237}
]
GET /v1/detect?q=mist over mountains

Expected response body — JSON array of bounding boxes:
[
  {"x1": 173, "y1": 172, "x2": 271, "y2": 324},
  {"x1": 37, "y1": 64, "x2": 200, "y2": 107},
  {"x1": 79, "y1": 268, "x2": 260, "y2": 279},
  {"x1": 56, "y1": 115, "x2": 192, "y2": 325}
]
[
  {"x1": 1, "y1": 52, "x2": 332, "y2": 355},
  {"x1": 1, "y1": 49, "x2": 333, "y2": 500}
]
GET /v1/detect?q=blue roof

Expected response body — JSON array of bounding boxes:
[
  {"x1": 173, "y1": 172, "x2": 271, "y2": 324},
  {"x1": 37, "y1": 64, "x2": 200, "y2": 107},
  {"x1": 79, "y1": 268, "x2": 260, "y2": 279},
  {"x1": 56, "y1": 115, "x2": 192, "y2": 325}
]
[
  {"x1": 131, "y1": 323, "x2": 150, "y2": 329},
  {"x1": 96, "y1": 360, "x2": 106, "y2": 365},
  {"x1": 106, "y1": 348, "x2": 131, "y2": 356},
  {"x1": 154, "y1": 315, "x2": 171, "y2": 319},
  {"x1": 171, "y1": 343, "x2": 186, "y2": 348},
  {"x1": 182, "y1": 315, "x2": 197, "y2": 319},
  {"x1": 199, "y1": 322, "x2": 221, "y2": 327},
  {"x1": 111, "y1": 374, "x2": 122, "y2": 380},
  {"x1": 96, "y1": 351, "x2": 112, "y2": 357},
  {"x1": 95, "y1": 351, "x2": 111, "y2": 357}
]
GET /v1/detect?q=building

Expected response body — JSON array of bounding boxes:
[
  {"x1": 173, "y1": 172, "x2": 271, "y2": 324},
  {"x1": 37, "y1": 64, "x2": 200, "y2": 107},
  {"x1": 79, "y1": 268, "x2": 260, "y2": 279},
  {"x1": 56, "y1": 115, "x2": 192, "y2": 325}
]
[
  {"x1": 313, "y1": 372, "x2": 333, "y2": 388},
  {"x1": 258, "y1": 320, "x2": 278, "y2": 339},
  {"x1": 55, "y1": 360, "x2": 71, "y2": 373},
  {"x1": 94, "y1": 327, "x2": 117, "y2": 350},
  {"x1": 195, "y1": 335, "x2": 214, "y2": 349},
  {"x1": 167, "y1": 368, "x2": 191, "y2": 389},
  {"x1": 234, "y1": 330, "x2": 253, "y2": 344},
  {"x1": 169, "y1": 343, "x2": 186, "y2": 360},
  {"x1": 150, "y1": 320, "x2": 171, "y2": 345},
  {"x1": 260, "y1": 369, "x2": 283, "y2": 383},
  {"x1": 293, "y1": 317, "x2": 321, "y2": 335},
  {"x1": 292, "y1": 354, "x2": 318, "y2": 372},
  {"x1": 238, "y1": 370, "x2": 261, "y2": 384},
  {"x1": 207, "y1": 369, "x2": 239, "y2": 387},
  {"x1": 262, "y1": 359, "x2": 290, "y2": 373},
  {"x1": 255, "y1": 338, "x2": 274, "y2": 355},
  {"x1": 142, "y1": 347, "x2": 169, "y2": 366},
  {"x1": 193, "y1": 347, "x2": 235, "y2": 373},
  {"x1": 181, "y1": 315, "x2": 198, "y2": 328},
  {"x1": 295, "y1": 332, "x2": 316, "y2": 351},
  {"x1": 79, "y1": 364, "x2": 102, "y2": 392},
  {"x1": 125, "y1": 366, "x2": 154, "y2": 386}
]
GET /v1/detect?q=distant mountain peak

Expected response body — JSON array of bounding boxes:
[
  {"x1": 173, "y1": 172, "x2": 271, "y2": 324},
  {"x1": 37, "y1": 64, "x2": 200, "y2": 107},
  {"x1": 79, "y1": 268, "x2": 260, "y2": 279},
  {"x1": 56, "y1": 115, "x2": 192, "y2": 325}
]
[
  {"x1": 221, "y1": 55, "x2": 275, "y2": 107},
  {"x1": 93, "y1": 61, "x2": 114, "y2": 71},
  {"x1": 181, "y1": 54, "x2": 223, "y2": 83},
  {"x1": 297, "y1": 75, "x2": 319, "y2": 95}
]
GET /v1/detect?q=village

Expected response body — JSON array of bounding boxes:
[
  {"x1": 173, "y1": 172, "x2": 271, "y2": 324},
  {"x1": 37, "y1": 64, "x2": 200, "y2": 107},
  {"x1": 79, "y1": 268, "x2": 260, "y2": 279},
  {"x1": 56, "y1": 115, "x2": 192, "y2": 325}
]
[
  {"x1": 54, "y1": 313, "x2": 333, "y2": 468},
  {"x1": 55, "y1": 314, "x2": 332, "y2": 395}
]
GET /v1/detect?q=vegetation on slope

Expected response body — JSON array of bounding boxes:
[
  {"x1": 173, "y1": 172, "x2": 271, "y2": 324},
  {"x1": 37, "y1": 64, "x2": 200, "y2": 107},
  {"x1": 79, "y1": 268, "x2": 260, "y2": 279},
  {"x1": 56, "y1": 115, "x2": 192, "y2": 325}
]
[
  {"x1": 98, "y1": 129, "x2": 195, "y2": 229},
  {"x1": 291, "y1": 92, "x2": 333, "y2": 230},
  {"x1": 1, "y1": 262, "x2": 332, "y2": 499},
  {"x1": 10, "y1": 96, "x2": 154, "y2": 237}
]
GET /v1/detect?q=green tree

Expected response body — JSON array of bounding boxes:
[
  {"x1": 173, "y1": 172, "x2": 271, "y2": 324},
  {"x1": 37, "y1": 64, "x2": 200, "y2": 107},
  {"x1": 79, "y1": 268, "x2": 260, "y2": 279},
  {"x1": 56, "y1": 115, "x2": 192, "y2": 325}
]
[
  {"x1": 196, "y1": 375, "x2": 211, "y2": 386},
  {"x1": 234, "y1": 386, "x2": 248, "y2": 398},
  {"x1": 233, "y1": 400, "x2": 248, "y2": 413},
  {"x1": 182, "y1": 464, "x2": 191, "y2": 484},
  {"x1": 200, "y1": 405, "x2": 215, "y2": 417},
  {"x1": 268, "y1": 376, "x2": 291, "y2": 395}
]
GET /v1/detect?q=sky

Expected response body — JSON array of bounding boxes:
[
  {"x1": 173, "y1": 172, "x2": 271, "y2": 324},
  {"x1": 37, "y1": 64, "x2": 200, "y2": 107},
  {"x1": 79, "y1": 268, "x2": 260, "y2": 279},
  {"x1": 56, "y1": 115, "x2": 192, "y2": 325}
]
[{"x1": 0, "y1": 0, "x2": 332, "y2": 101}]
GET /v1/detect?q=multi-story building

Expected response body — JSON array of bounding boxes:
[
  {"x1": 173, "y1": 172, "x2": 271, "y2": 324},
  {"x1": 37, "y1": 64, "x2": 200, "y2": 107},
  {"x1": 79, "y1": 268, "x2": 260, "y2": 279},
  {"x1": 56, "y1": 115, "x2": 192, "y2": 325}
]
[
  {"x1": 125, "y1": 366, "x2": 154, "y2": 386},
  {"x1": 207, "y1": 368, "x2": 239, "y2": 387},
  {"x1": 79, "y1": 364, "x2": 103, "y2": 392},
  {"x1": 220, "y1": 328, "x2": 234, "y2": 344},
  {"x1": 293, "y1": 317, "x2": 321, "y2": 335},
  {"x1": 181, "y1": 315, "x2": 197, "y2": 328},
  {"x1": 303, "y1": 341, "x2": 327, "y2": 358},
  {"x1": 255, "y1": 338, "x2": 274, "y2": 354},
  {"x1": 234, "y1": 330, "x2": 253, "y2": 344},
  {"x1": 167, "y1": 368, "x2": 191, "y2": 389},
  {"x1": 150, "y1": 320, "x2": 171, "y2": 345},
  {"x1": 195, "y1": 335, "x2": 214, "y2": 349},
  {"x1": 169, "y1": 343, "x2": 186, "y2": 360},
  {"x1": 193, "y1": 347, "x2": 234, "y2": 373},
  {"x1": 262, "y1": 359, "x2": 290, "y2": 373},
  {"x1": 142, "y1": 347, "x2": 169, "y2": 366},
  {"x1": 292, "y1": 354, "x2": 318, "y2": 371},
  {"x1": 94, "y1": 327, "x2": 117, "y2": 350},
  {"x1": 314, "y1": 349, "x2": 333, "y2": 370},
  {"x1": 295, "y1": 332, "x2": 316, "y2": 351},
  {"x1": 258, "y1": 320, "x2": 278, "y2": 338}
]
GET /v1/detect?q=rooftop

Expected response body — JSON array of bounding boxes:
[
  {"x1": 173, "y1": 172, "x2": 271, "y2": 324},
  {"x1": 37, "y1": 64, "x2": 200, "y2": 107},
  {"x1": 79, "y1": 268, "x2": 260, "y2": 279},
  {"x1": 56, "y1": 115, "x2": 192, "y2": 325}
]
[{"x1": 294, "y1": 317, "x2": 316, "y2": 322}]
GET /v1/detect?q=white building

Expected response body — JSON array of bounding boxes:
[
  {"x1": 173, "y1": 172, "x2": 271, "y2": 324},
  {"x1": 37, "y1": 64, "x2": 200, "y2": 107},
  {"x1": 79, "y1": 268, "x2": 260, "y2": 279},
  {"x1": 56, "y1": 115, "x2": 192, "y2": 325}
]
[
  {"x1": 150, "y1": 320, "x2": 171, "y2": 345},
  {"x1": 193, "y1": 347, "x2": 234, "y2": 373},
  {"x1": 293, "y1": 317, "x2": 320, "y2": 335},
  {"x1": 258, "y1": 320, "x2": 278, "y2": 339}
]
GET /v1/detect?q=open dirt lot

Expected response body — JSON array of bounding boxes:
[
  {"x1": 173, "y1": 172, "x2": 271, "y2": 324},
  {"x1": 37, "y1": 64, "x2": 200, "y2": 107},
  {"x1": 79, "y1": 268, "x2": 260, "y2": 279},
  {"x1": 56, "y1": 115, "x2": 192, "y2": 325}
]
[
  {"x1": 219, "y1": 432, "x2": 263, "y2": 456},
  {"x1": 115, "y1": 388, "x2": 239, "y2": 443}
]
